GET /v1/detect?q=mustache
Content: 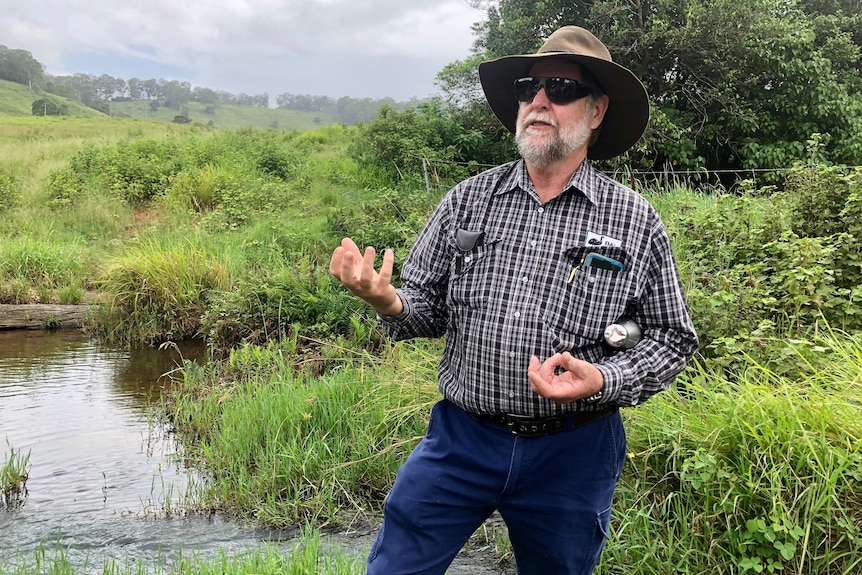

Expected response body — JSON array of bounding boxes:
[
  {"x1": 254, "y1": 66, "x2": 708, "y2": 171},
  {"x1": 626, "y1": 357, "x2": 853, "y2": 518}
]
[{"x1": 522, "y1": 112, "x2": 558, "y2": 128}]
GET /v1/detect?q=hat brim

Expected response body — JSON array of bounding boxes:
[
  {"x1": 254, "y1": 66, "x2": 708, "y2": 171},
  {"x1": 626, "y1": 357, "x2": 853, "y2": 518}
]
[{"x1": 478, "y1": 53, "x2": 649, "y2": 160}]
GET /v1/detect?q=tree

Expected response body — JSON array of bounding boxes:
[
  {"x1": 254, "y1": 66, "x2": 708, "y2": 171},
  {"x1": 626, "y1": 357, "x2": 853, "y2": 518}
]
[
  {"x1": 441, "y1": 0, "x2": 862, "y2": 175},
  {"x1": 31, "y1": 97, "x2": 68, "y2": 116},
  {"x1": 0, "y1": 45, "x2": 45, "y2": 89}
]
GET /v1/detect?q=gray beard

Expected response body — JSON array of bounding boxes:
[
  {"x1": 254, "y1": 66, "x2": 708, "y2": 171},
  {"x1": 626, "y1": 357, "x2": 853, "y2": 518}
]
[{"x1": 516, "y1": 113, "x2": 593, "y2": 168}]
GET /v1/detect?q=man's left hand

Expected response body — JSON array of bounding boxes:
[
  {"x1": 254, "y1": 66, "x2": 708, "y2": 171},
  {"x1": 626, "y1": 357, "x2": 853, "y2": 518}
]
[{"x1": 527, "y1": 352, "x2": 604, "y2": 404}]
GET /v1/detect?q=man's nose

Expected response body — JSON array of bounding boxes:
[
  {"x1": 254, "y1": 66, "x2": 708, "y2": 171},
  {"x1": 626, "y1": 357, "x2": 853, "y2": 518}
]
[{"x1": 530, "y1": 86, "x2": 552, "y2": 107}]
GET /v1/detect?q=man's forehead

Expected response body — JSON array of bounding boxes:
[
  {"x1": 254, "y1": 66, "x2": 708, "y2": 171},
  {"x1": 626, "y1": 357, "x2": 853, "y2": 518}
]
[{"x1": 529, "y1": 59, "x2": 584, "y2": 80}]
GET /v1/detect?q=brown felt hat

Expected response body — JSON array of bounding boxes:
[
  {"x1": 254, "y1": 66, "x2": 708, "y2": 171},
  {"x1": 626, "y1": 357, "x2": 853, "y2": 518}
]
[{"x1": 478, "y1": 26, "x2": 649, "y2": 160}]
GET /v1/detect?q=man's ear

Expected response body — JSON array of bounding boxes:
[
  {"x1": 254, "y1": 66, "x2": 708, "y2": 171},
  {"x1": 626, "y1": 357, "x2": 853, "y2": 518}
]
[{"x1": 590, "y1": 94, "x2": 610, "y2": 130}]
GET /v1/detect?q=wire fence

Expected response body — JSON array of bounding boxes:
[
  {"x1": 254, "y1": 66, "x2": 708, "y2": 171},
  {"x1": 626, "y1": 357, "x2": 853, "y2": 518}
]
[{"x1": 407, "y1": 153, "x2": 861, "y2": 194}]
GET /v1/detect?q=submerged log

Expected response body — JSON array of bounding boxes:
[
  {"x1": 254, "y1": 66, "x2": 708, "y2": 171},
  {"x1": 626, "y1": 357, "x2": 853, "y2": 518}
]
[{"x1": 0, "y1": 304, "x2": 92, "y2": 330}]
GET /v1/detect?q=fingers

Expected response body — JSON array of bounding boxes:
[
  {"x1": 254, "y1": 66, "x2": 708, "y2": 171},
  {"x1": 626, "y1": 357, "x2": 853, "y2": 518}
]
[{"x1": 330, "y1": 239, "x2": 395, "y2": 303}]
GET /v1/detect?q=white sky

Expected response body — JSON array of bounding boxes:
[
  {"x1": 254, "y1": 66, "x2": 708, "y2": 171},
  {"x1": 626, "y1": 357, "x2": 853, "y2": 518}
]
[{"x1": 0, "y1": 0, "x2": 485, "y2": 101}]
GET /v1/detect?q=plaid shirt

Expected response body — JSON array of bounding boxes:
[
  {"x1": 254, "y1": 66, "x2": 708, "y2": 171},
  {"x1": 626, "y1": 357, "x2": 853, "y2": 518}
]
[{"x1": 378, "y1": 159, "x2": 698, "y2": 417}]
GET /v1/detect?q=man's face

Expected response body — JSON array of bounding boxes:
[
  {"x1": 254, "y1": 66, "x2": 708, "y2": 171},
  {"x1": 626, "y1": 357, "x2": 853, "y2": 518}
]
[{"x1": 515, "y1": 59, "x2": 606, "y2": 168}]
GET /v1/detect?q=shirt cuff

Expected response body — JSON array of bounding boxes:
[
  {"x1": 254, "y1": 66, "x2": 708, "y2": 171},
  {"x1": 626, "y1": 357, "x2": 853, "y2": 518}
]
[
  {"x1": 594, "y1": 361, "x2": 625, "y2": 404},
  {"x1": 375, "y1": 291, "x2": 411, "y2": 325}
]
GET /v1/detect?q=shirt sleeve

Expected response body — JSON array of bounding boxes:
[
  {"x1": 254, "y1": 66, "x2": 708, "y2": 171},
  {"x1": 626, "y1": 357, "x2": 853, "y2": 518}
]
[
  {"x1": 376, "y1": 193, "x2": 454, "y2": 341},
  {"x1": 594, "y1": 218, "x2": 698, "y2": 407}
]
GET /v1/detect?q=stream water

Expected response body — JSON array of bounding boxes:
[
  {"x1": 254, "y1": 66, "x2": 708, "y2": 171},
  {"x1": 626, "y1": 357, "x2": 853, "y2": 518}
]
[{"x1": 0, "y1": 329, "x2": 510, "y2": 574}]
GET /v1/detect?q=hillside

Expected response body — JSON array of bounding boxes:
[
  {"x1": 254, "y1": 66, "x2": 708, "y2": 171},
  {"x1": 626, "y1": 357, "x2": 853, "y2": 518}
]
[
  {"x1": 108, "y1": 100, "x2": 339, "y2": 131},
  {"x1": 0, "y1": 79, "x2": 104, "y2": 118},
  {"x1": 0, "y1": 80, "x2": 341, "y2": 131}
]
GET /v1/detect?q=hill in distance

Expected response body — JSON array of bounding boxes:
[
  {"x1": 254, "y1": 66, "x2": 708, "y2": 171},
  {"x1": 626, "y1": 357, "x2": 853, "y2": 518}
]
[{"x1": 0, "y1": 79, "x2": 341, "y2": 132}]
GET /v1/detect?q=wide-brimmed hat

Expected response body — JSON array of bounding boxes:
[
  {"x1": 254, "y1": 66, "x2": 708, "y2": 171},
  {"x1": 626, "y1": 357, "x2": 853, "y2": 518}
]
[{"x1": 478, "y1": 26, "x2": 649, "y2": 160}]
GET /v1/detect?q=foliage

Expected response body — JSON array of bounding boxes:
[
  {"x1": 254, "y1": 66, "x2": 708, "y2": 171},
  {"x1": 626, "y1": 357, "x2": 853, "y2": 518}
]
[
  {"x1": 446, "y1": 0, "x2": 862, "y2": 174},
  {"x1": 30, "y1": 97, "x2": 68, "y2": 117},
  {"x1": 97, "y1": 237, "x2": 233, "y2": 344},
  {"x1": 327, "y1": 187, "x2": 439, "y2": 271},
  {"x1": 46, "y1": 129, "x2": 299, "y2": 206},
  {"x1": 201, "y1": 262, "x2": 382, "y2": 357},
  {"x1": 601, "y1": 337, "x2": 862, "y2": 575},
  {"x1": 663, "y1": 161, "x2": 862, "y2": 369},
  {"x1": 0, "y1": 169, "x2": 20, "y2": 213},
  {"x1": 1, "y1": 441, "x2": 30, "y2": 508},
  {"x1": 166, "y1": 340, "x2": 439, "y2": 526},
  {"x1": 0, "y1": 237, "x2": 86, "y2": 304},
  {"x1": 350, "y1": 99, "x2": 498, "y2": 185},
  {"x1": 0, "y1": 45, "x2": 45, "y2": 89}
]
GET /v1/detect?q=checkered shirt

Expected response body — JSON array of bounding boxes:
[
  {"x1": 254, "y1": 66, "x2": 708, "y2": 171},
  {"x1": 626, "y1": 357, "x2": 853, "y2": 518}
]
[{"x1": 378, "y1": 159, "x2": 698, "y2": 417}]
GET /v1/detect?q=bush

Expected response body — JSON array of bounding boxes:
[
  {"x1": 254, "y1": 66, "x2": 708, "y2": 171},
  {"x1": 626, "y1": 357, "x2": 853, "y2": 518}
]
[{"x1": 0, "y1": 170, "x2": 20, "y2": 213}]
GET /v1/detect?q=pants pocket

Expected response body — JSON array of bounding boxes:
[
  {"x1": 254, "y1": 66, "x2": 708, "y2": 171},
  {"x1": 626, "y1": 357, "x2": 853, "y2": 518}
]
[{"x1": 580, "y1": 504, "x2": 612, "y2": 575}]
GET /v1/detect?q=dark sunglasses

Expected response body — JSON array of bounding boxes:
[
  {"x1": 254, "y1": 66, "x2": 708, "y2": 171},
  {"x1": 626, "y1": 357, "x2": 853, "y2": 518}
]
[{"x1": 513, "y1": 76, "x2": 593, "y2": 105}]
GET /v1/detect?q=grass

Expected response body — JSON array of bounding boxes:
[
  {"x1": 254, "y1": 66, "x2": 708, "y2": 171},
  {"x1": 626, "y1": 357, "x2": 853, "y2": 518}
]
[
  {"x1": 1, "y1": 442, "x2": 30, "y2": 508},
  {"x1": 108, "y1": 99, "x2": 340, "y2": 131},
  {"x1": 597, "y1": 330, "x2": 862, "y2": 575},
  {"x1": 0, "y1": 531, "x2": 364, "y2": 575},
  {"x1": 1, "y1": 112, "x2": 861, "y2": 573},
  {"x1": 164, "y1": 338, "x2": 441, "y2": 527}
]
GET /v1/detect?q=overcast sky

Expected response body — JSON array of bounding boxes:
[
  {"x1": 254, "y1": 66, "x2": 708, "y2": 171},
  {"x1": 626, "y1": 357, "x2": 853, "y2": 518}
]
[{"x1": 1, "y1": 0, "x2": 485, "y2": 101}]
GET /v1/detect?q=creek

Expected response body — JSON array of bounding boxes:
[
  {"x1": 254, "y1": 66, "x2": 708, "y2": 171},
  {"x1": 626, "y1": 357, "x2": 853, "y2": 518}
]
[
  {"x1": 0, "y1": 329, "x2": 509, "y2": 574},
  {"x1": 0, "y1": 330, "x2": 293, "y2": 570}
]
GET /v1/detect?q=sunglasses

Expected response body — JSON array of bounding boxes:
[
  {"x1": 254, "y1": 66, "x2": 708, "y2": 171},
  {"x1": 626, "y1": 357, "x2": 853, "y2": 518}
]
[{"x1": 513, "y1": 77, "x2": 594, "y2": 105}]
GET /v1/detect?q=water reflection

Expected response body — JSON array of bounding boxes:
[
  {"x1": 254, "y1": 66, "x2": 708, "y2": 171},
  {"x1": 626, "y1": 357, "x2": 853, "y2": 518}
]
[{"x1": 0, "y1": 330, "x2": 278, "y2": 570}]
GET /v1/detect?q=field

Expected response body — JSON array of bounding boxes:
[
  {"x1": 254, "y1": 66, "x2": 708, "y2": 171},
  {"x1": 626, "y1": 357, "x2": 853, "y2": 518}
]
[{"x1": 1, "y1": 112, "x2": 861, "y2": 575}]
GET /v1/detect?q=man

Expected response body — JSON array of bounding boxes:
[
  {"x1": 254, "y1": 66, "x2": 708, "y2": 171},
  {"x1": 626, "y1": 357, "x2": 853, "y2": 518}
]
[{"x1": 330, "y1": 25, "x2": 698, "y2": 575}]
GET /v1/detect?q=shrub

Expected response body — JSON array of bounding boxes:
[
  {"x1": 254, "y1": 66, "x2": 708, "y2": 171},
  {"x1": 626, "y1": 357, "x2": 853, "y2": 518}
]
[{"x1": 0, "y1": 170, "x2": 21, "y2": 213}]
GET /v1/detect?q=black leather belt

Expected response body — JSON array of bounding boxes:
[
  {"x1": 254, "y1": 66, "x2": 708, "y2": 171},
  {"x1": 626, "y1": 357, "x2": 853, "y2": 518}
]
[{"x1": 472, "y1": 406, "x2": 617, "y2": 437}]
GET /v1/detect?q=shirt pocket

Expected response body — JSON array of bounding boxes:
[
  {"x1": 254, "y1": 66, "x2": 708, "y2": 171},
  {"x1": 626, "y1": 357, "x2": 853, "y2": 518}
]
[
  {"x1": 541, "y1": 246, "x2": 637, "y2": 341},
  {"x1": 447, "y1": 238, "x2": 500, "y2": 310}
]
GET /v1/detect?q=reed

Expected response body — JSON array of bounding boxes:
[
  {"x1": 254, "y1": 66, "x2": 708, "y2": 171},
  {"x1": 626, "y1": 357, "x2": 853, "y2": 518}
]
[{"x1": 1, "y1": 442, "x2": 30, "y2": 508}]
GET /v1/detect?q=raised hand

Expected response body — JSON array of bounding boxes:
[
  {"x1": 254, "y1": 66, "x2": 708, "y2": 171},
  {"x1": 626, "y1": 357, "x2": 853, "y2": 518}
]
[{"x1": 329, "y1": 237, "x2": 403, "y2": 316}]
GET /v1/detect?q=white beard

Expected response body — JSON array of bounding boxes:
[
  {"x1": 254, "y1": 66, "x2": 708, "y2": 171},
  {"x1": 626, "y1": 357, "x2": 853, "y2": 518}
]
[{"x1": 516, "y1": 110, "x2": 593, "y2": 168}]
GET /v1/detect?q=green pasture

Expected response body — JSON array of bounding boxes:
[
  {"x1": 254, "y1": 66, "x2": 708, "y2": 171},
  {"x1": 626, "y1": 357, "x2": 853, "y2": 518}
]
[{"x1": 1, "y1": 112, "x2": 861, "y2": 574}]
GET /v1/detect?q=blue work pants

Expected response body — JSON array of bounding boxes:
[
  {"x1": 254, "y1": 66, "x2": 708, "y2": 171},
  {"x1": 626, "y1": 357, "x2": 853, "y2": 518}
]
[{"x1": 366, "y1": 399, "x2": 627, "y2": 575}]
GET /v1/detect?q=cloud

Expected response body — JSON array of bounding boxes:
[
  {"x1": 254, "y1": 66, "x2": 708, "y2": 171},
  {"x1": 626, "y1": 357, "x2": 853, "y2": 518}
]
[{"x1": 0, "y1": 0, "x2": 483, "y2": 100}]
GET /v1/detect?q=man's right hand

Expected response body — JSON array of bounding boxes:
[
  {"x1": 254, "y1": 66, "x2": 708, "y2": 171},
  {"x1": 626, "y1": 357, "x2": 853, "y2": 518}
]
[{"x1": 329, "y1": 237, "x2": 403, "y2": 316}]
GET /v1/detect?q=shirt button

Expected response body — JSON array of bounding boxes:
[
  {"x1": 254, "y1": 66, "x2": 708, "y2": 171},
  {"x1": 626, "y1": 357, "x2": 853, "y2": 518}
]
[
  {"x1": 537, "y1": 207, "x2": 545, "y2": 214},
  {"x1": 521, "y1": 277, "x2": 528, "y2": 283},
  {"x1": 464, "y1": 256, "x2": 472, "y2": 263},
  {"x1": 508, "y1": 391, "x2": 515, "y2": 398},
  {"x1": 588, "y1": 276, "x2": 597, "y2": 284},
  {"x1": 514, "y1": 312, "x2": 521, "y2": 319},
  {"x1": 530, "y1": 240, "x2": 537, "y2": 247},
  {"x1": 509, "y1": 351, "x2": 516, "y2": 359}
]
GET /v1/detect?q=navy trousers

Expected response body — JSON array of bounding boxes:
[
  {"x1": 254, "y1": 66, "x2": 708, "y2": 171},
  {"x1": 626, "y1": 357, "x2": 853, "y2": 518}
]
[{"x1": 366, "y1": 399, "x2": 627, "y2": 575}]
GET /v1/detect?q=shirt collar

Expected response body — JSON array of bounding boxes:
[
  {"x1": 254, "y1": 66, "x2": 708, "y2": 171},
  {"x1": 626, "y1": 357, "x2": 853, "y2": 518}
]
[{"x1": 511, "y1": 159, "x2": 600, "y2": 206}]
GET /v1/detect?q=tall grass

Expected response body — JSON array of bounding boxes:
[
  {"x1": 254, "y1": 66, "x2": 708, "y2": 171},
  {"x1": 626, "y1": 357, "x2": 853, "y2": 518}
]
[
  {"x1": 165, "y1": 339, "x2": 441, "y2": 527},
  {"x1": 96, "y1": 236, "x2": 236, "y2": 344},
  {"x1": 600, "y1": 330, "x2": 862, "y2": 575},
  {"x1": 1, "y1": 442, "x2": 30, "y2": 508}
]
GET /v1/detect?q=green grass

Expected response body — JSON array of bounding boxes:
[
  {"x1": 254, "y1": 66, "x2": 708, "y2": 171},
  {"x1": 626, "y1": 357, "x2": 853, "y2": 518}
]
[
  {"x1": 0, "y1": 80, "x2": 103, "y2": 118},
  {"x1": 0, "y1": 531, "x2": 364, "y2": 575},
  {"x1": 109, "y1": 99, "x2": 340, "y2": 131},
  {"x1": 1, "y1": 442, "x2": 30, "y2": 508}
]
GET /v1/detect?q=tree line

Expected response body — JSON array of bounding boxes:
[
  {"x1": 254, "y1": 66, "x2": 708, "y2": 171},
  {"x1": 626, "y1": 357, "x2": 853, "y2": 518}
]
[
  {"x1": 0, "y1": 44, "x2": 414, "y2": 122},
  {"x1": 436, "y1": 0, "x2": 862, "y2": 177},
  {"x1": 5, "y1": 0, "x2": 862, "y2": 176}
]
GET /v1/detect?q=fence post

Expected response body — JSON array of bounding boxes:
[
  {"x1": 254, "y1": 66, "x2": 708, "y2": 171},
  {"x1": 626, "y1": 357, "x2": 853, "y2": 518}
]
[{"x1": 423, "y1": 158, "x2": 431, "y2": 194}]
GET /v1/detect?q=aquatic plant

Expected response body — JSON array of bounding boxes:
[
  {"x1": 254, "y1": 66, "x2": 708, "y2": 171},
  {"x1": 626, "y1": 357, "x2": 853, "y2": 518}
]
[{"x1": 1, "y1": 441, "x2": 30, "y2": 508}]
